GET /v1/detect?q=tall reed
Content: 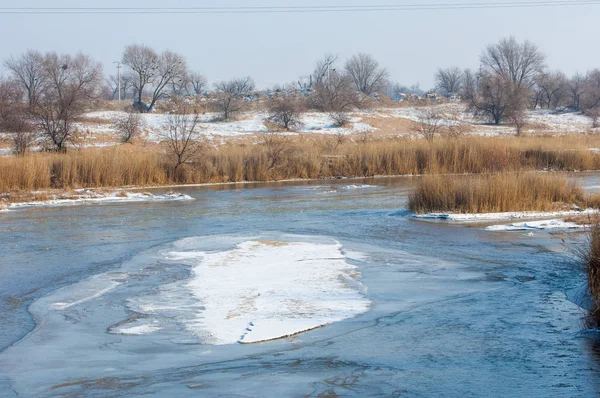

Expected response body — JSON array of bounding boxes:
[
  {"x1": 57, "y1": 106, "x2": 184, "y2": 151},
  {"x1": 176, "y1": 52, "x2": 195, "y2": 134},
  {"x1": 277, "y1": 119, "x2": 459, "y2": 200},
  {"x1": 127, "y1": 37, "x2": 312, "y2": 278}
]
[
  {"x1": 1, "y1": 135, "x2": 599, "y2": 193},
  {"x1": 408, "y1": 173, "x2": 584, "y2": 214}
]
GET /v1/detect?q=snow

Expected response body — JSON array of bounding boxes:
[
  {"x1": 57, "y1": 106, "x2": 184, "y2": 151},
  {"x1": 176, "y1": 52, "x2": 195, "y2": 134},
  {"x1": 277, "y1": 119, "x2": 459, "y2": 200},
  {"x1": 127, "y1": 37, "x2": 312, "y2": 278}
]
[
  {"x1": 81, "y1": 111, "x2": 375, "y2": 140},
  {"x1": 6, "y1": 191, "x2": 194, "y2": 210},
  {"x1": 111, "y1": 325, "x2": 162, "y2": 335},
  {"x1": 388, "y1": 104, "x2": 597, "y2": 136},
  {"x1": 527, "y1": 110, "x2": 594, "y2": 132},
  {"x1": 341, "y1": 184, "x2": 376, "y2": 189},
  {"x1": 485, "y1": 219, "x2": 585, "y2": 231},
  {"x1": 166, "y1": 240, "x2": 371, "y2": 345},
  {"x1": 414, "y1": 209, "x2": 597, "y2": 221}
]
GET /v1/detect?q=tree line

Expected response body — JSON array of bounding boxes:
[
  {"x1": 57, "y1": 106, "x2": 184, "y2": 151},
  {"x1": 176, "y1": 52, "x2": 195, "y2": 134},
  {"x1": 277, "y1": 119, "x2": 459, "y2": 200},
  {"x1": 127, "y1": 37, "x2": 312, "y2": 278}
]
[
  {"x1": 435, "y1": 37, "x2": 600, "y2": 132},
  {"x1": 1, "y1": 37, "x2": 600, "y2": 155}
]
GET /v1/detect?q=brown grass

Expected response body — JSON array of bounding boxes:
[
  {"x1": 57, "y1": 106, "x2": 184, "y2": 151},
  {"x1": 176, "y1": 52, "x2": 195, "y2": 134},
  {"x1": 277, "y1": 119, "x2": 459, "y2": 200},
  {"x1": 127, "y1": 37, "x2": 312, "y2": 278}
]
[
  {"x1": 1, "y1": 135, "x2": 600, "y2": 193},
  {"x1": 573, "y1": 218, "x2": 600, "y2": 329},
  {"x1": 408, "y1": 173, "x2": 584, "y2": 214}
]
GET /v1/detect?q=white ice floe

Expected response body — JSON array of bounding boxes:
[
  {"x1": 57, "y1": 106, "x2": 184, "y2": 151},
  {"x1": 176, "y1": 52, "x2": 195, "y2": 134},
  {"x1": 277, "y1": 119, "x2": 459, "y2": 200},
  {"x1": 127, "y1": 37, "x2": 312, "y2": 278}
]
[
  {"x1": 414, "y1": 209, "x2": 597, "y2": 222},
  {"x1": 166, "y1": 240, "x2": 371, "y2": 345},
  {"x1": 112, "y1": 325, "x2": 162, "y2": 336},
  {"x1": 341, "y1": 184, "x2": 376, "y2": 189},
  {"x1": 485, "y1": 219, "x2": 586, "y2": 232},
  {"x1": 6, "y1": 191, "x2": 194, "y2": 210}
]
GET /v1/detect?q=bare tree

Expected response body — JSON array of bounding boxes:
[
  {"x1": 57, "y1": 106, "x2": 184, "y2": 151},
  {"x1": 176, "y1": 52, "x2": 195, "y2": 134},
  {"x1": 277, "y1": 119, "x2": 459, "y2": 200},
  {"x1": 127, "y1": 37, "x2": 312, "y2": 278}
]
[
  {"x1": 312, "y1": 53, "x2": 338, "y2": 86},
  {"x1": 189, "y1": 72, "x2": 208, "y2": 95},
  {"x1": 262, "y1": 134, "x2": 289, "y2": 171},
  {"x1": 506, "y1": 86, "x2": 530, "y2": 135},
  {"x1": 29, "y1": 52, "x2": 103, "y2": 152},
  {"x1": 441, "y1": 109, "x2": 469, "y2": 139},
  {"x1": 411, "y1": 108, "x2": 444, "y2": 141},
  {"x1": 160, "y1": 109, "x2": 205, "y2": 171},
  {"x1": 344, "y1": 53, "x2": 389, "y2": 95},
  {"x1": 0, "y1": 78, "x2": 36, "y2": 155},
  {"x1": 113, "y1": 111, "x2": 145, "y2": 143},
  {"x1": 435, "y1": 67, "x2": 463, "y2": 96},
  {"x1": 535, "y1": 71, "x2": 567, "y2": 109},
  {"x1": 147, "y1": 51, "x2": 187, "y2": 111},
  {"x1": 122, "y1": 44, "x2": 158, "y2": 109},
  {"x1": 311, "y1": 70, "x2": 361, "y2": 126},
  {"x1": 107, "y1": 73, "x2": 134, "y2": 101},
  {"x1": 461, "y1": 68, "x2": 477, "y2": 99},
  {"x1": 4, "y1": 50, "x2": 48, "y2": 107},
  {"x1": 213, "y1": 77, "x2": 255, "y2": 120},
  {"x1": 581, "y1": 69, "x2": 600, "y2": 128},
  {"x1": 568, "y1": 73, "x2": 587, "y2": 111},
  {"x1": 481, "y1": 36, "x2": 546, "y2": 89},
  {"x1": 267, "y1": 92, "x2": 304, "y2": 130},
  {"x1": 465, "y1": 73, "x2": 514, "y2": 125}
]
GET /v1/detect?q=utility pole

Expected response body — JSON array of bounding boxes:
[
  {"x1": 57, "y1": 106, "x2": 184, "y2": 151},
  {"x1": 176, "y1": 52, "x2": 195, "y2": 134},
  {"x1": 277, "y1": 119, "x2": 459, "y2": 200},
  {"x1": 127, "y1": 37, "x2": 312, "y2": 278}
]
[{"x1": 113, "y1": 61, "x2": 122, "y2": 102}]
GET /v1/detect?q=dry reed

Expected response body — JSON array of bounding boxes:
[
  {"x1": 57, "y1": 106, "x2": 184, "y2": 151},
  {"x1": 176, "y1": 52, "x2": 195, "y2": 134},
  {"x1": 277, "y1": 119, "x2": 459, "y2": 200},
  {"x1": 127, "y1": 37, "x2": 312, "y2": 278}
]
[
  {"x1": 1, "y1": 135, "x2": 599, "y2": 193},
  {"x1": 408, "y1": 173, "x2": 584, "y2": 214}
]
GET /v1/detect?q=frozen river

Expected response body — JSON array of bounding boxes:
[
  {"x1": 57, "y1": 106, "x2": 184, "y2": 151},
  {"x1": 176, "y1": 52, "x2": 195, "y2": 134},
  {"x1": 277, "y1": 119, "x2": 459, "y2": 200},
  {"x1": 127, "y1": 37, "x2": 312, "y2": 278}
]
[{"x1": 1, "y1": 176, "x2": 599, "y2": 396}]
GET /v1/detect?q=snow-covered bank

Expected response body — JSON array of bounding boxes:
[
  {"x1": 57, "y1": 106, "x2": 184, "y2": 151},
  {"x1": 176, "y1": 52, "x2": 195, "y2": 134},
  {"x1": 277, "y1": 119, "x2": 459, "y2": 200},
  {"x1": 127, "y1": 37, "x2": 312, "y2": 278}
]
[
  {"x1": 413, "y1": 209, "x2": 597, "y2": 222},
  {"x1": 3, "y1": 190, "x2": 194, "y2": 211},
  {"x1": 485, "y1": 219, "x2": 586, "y2": 232},
  {"x1": 164, "y1": 240, "x2": 371, "y2": 345}
]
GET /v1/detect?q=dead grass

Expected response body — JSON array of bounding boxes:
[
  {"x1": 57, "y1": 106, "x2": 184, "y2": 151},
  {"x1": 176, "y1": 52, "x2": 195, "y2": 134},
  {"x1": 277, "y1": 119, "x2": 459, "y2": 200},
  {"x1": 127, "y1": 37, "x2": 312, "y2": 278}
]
[
  {"x1": 1, "y1": 135, "x2": 600, "y2": 193},
  {"x1": 408, "y1": 173, "x2": 584, "y2": 214},
  {"x1": 572, "y1": 217, "x2": 600, "y2": 329}
]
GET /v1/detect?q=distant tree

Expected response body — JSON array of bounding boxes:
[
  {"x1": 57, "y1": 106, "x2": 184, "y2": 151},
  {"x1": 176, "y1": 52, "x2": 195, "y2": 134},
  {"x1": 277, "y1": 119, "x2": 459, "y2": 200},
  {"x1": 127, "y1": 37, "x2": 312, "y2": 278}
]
[
  {"x1": 122, "y1": 44, "x2": 158, "y2": 109},
  {"x1": 267, "y1": 92, "x2": 304, "y2": 130},
  {"x1": 4, "y1": 50, "x2": 47, "y2": 107},
  {"x1": 435, "y1": 67, "x2": 463, "y2": 95},
  {"x1": 122, "y1": 45, "x2": 187, "y2": 112},
  {"x1": 189, "y1": 72, "x2": 208, "y2": 95},
  {"x1": 344, "y1": 53, "x2": 389, "y2": 95},
  {"x1": 466, "y1": 73, "x2": 514, "y2": 125},
  {"x1": 147, "y1": 51, "x2": 187, "y2": 111},
  {"x1": 480, "y1": 36, "x2": 545, "y2": 89},
  {"x1": 213, "y1": 77, "x2": 255, "y2": 120},
  {"x1": 30, "y1": 52, "x2": 103, "y2": 151},
  {"x1": 0, "y1": 78, "x2": 35, "y2": 155},
  {"x1": 107, "y1": 73, "x2": 134, "y2": 101},
  {"x1": 310, "y1": 69, "x2": 361, "y2": 126},
  {"x1": 113, "y1": 110, "x2": 145, "y2": 143},
  {"x1": 465, "y1": 37, "x2": 546, "y2": 127},
  {"x1": 411, "y1": 108, "x2": 444, "y2": 141},
  {"x1": 160, "y1": 108, "x2": 205, "y2": 172},
  {"x1": 535, "y1": 71, "x2": 567, "y2": 109},
  {"x1": 312, "y1": 53, "x2": 338, "y2": 87},
  {"x1": 568, "y1": 73, "x2": 587, "y2": 111},
  {"x1": 581, "y1": 69, "x2": 600, "y2": 128},
  {"x1": 506, "y1": 86, "x2": 530, "y2": 135}
]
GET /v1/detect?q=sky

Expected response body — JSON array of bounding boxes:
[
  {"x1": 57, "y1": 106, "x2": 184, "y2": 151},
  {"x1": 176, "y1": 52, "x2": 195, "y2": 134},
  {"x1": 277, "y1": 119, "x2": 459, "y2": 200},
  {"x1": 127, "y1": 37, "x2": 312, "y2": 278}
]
[{"x1": 0, "y1": 0, "x2": 599, "y2": 90}]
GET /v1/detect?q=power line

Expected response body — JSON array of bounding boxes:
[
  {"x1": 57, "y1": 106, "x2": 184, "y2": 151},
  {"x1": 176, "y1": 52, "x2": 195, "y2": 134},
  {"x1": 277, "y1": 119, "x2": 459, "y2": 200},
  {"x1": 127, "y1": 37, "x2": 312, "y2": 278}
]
[{"x1": 0, "y1": 0, "x2": 599, "y2": 14}]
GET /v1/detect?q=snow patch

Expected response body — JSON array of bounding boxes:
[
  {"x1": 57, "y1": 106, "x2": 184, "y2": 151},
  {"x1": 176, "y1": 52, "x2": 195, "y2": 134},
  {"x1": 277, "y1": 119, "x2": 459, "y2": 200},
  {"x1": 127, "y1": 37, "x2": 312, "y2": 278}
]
[
  {"x1": 7, "y1": 191, "x2": 194, "y2": 210},
  {"x1": 485, "y1": 219, "x2": 585, "y2": 231},
  {"x1": 414, "y1": 209, "x2": 597, "y2": 222},
  {"x1": 167, "y1": 240, "x2": 371, "y2": 345},
  {"x1": 112, "y1": 325, "x2": 162, "y2": 336},
  {"x1": 341, "y1": 184, "x2": 376, "y2": 190}
]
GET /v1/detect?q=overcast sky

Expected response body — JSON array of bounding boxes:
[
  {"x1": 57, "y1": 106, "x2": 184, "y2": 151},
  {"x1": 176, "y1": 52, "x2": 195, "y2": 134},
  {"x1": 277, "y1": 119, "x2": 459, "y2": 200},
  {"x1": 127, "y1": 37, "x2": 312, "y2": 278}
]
[{"x1": 0, "y1": 0, "x2": 599, "y2": 89}]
